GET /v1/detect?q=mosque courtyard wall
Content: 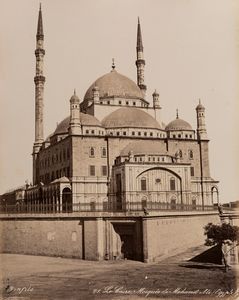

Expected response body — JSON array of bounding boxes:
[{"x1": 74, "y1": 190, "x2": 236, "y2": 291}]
[{"x1": 0, "y1": 212, "x2": 219, "y2": 262}]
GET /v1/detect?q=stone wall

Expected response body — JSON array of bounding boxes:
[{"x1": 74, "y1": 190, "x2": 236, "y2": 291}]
[
  {"x1": 0, "y1": 212, "x2": 220, "y2": 262},
  {"x1": 0, "y1": 218, "x2": 83, "y2": 258},
  {"x1": 143, "y1": 213, "x2": 220, "y2": 262}
]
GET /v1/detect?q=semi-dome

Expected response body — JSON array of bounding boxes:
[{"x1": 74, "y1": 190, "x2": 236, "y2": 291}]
[
  {"x1": 84, "y1": 70, "x2": 144, "y2": 101},
  {"x1": 102, "y1": 107, "x2": 161, "y2": 129},
  {"x1": 165, "y1": 118, "x2": 192, "y2": 131},
  {"x1": 54, "y1": 113, "x2": 102, "y2": 135},
  {"x1": 120, "y1": 141, "x2": 167, "y2": 156}
]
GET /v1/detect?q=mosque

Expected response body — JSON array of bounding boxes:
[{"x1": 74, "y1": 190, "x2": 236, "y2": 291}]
[
  {"x1": 0, "y1": 5, "x2": 223, "y2": 263},
  {"x1": 3, "y1": 6, "x2": 219, "y2": 214}
]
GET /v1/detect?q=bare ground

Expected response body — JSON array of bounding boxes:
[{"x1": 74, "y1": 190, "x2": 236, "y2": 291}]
[{"x1": 0, "y1": 246, "x2": 238, "y2": 300}]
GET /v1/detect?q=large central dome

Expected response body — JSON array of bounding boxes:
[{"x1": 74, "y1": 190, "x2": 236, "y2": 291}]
[{"x1": 84, "y1": 70, "x2": 144, "y2": 101}]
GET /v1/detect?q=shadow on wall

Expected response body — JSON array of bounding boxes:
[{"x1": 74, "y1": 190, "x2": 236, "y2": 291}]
[{"x1": 189, "y1": 245, "x2": 222, "y2": 265}]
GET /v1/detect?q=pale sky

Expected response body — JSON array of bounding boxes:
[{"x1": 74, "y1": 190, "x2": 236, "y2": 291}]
[{"x1": 0, "y1": 0, "x2": 238, "y2": 203}]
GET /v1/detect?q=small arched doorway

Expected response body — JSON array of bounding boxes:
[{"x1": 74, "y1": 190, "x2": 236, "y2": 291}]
[
  {"x1": 211, "y1": 186, "x2": 219, "y2": 206},
  {"x1": 62, "y1": 187, "x2": 72, "y2": 212}
]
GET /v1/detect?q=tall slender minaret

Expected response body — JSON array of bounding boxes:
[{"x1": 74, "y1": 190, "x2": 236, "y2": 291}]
[
  {"x1": 68, "y1": 90, "x2": 81, "y2": 135},
  {"x1": 33, "y1": 4, "x2": 45, "y2": 184},
  {"x1": 136, "y1": 18, "x2": 146, "y2": 97},
  {"x1": 196, "y1": 99, "x2": 207, "y2": 140},
  {"x1": 34, "y1": 4, "x2": 45, "y2": 152}
]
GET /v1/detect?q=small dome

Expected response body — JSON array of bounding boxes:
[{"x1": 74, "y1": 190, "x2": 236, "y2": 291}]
[
  {"x1": 70, "y1": 90, "x2": 80, "y2": 103},
  {"x1": 196, "y1": 100, "x2": 205, "y2": 110},
  {"x1": 84, "y1": 70, "x2": 144, "y2": 101},
  {"x1": 152, "y1": 89, "x2": 159, "y2": 96},
  {"x1": 120, "y1": 141, "x2": 167, "y2": 156},
  {"x1": 54, "y1": 113, "x2": 102, "y2": 135},
  {"x1": 102, "y1": 107, "x2": 161, "y2": 129},
  {"x1": 165, "y1": 118, "x2": 192, "y2": 131}
]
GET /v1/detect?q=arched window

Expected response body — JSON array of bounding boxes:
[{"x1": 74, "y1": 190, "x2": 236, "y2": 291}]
[
  {"x1": 189, "y1": 150, "x2": 193, "y2": 159},
  {"x1": 90, "y1": 147, "x2": 95, "y2": 157},
  {"x1": 141, "y1": 177, "x2": 147, "y2": 191},
  {"x1": 211, "y1": 186, "x2": 219, "y2": 205},
  {"x1": 170, "y1": 177, "x2": 176, "y2": 191},
  {"x1": 102, "y1": 147, "x2": 107, "y2": 157},
  {"x1": 178, "y1": 150, "x2": 182, "y2": 158},
  {"x1": 62, "y1": 187, "x2": 72, "y2": 213}
]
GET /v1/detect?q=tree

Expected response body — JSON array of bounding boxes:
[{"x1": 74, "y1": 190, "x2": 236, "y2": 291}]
[{"x1": 204, "y1": 222, "x2": 239, "y2": 271}]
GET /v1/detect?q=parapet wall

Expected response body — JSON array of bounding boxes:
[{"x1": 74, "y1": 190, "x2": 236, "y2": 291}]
[{"x1": 0, "y1": 212, "x2": 220, "y2": 262}]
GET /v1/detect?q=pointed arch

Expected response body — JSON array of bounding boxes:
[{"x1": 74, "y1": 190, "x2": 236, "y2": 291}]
[{"x1": 211, "y1": 186, "x2": 219, "y2": 205}]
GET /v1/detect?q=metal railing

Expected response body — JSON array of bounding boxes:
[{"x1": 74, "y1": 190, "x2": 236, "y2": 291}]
[{"x1": 0, "y1": 201, "x2": 215, "y2": 214}]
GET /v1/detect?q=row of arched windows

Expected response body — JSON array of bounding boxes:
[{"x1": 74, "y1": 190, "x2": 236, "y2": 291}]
[
  {"x1": 171, "y1": 133, "x2": 193, "y2": 139},
  {"x1": 89, "y1": 147, "x2": 107, "y2": 158},
  {"x1": 98, "y1": 99, "x2": 148, "y2": 108},
  {"x1": 177, "y1": 149, "x2": 194, "y2": 159},
  {"x1": 107, "y1": 130, "x2": 166, "y2": 138},
  {"x1": 40, "y1": 148, "x2": 70, "y2": 168}
]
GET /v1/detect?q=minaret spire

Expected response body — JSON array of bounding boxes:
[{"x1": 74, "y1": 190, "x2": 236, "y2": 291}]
[
  {"x1": 33, "y1": 4, "x2": 46, "y2": 184},
  {"x1": 137, "y1": 17, "x2": 143, "y2": 51},
  {"x1": 136, "y1": 17, "x2": 147, "y2": 97},
  {"x1": 112, "y1": 58, "x2": 115, "y2": 70},
  {"x1": 37, "y1": 3, "x2": 44, "y2": 39}
]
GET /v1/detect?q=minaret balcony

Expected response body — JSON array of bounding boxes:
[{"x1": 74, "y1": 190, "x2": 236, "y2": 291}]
[
  {"x1": 35, "y1": 49, "x2": 45, "y2": 56},
  {"x1": 34, "y1": 75, "x2": 46, "y2": 83},
  {"x1": 36, "y1": 34, "x2": 44, "y2": 40},
  {"x1": 135, "y1": 59, "x2": 145, "y2": 66}
]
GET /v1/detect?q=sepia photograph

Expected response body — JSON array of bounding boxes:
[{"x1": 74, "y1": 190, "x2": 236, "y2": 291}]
[{"x1": 0, "y1": 0, "x2": 239, "y2": 299}]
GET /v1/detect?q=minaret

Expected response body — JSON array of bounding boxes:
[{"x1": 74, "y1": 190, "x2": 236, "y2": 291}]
[
  {"x1": 136, "y1": 18, "x2": 147, "y2": 97},
  {"x1": 33, "y1": 4, "x2": 45, "y2": 185},
  {"x1": 152, "y1": 90, "x2": 160, "y2": 109},
  {"x1": 33, "y1": 4, "x2": 45, "y2": 153},
  {"x1": 196, "y1": 99, "x2": 207, "y2": 139},
  {"x1": 69, "y1": 90, "x2": 81, "y2": 135},
  {"x1": 152, "y1": 89, "x2": 162, "y2": 125},
  {"x1": 92, "y1": 85, "x2": 100, "y2": 103}
]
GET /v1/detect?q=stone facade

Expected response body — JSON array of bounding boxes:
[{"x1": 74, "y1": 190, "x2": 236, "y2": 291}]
[{"x1": 16, "y1": 6, "x2": 219, "y2": 213}]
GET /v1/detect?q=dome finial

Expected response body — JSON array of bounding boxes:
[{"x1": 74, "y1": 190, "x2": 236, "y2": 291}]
[
  {"x1": 112, "y1": 58, "x2": 115, "y2": 70},
  {"x1": 74, "y1": 88, "x2": 76, "y2": 96},
  {"x1": 199, "y1": 98, "x2": 201, "y2": 105},
  {"x1": 176, "y1": 109, "x2": 179, "y2": 119}
]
